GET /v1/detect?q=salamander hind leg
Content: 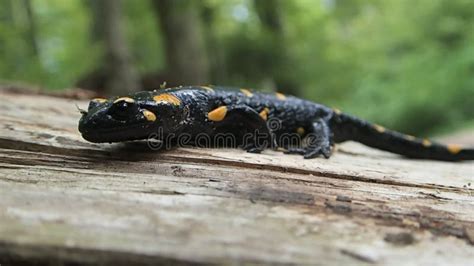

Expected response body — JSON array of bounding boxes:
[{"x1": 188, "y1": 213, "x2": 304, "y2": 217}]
[{"x1": 285, "y1": 119, "x2": 333, "y2": 159}]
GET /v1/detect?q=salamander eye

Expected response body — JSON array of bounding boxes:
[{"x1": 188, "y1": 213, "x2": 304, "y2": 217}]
[{"x1": 109, "y1": 97, "x2": 138, "y2": 120}]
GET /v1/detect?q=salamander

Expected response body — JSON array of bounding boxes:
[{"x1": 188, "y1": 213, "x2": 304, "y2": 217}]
[{"x1": 78, "y1": 86, "x2": 474, "y2": 161}]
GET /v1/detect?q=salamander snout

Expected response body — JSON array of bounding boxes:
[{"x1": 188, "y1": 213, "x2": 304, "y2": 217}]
[{"x1": 78, "y1": 97, "x2": 158, "y2": 143}]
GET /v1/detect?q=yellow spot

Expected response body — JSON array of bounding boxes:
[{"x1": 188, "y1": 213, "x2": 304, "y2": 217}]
[
  {"x1": 333, "y1": 108, "x2": 342, "y2": 115},
  {"x1": 114, "y1": 97, "x2": 135, "y2": 104},
  {"x1": 240, "y1": 88, "x2": 253, "y2": 97},
  {"x1": 92, "y1": 98, "x2": 107, "y2": 103},
  {"x1": 153, "y1": 93, "x2": 181, "y2": 106},
  {"x1": 447, "y1": 144, "x2": 462, "y2": 154},
  {"x1": 422, "y1": 139, "x2": 432, "y2": 147},
  {"x1": 405, "y1": 135, "x2": 416, "y2": 141},
  {"x1": 275, "y1": 92, "x2": 286, "y2": 100},
  {"x1": 259, "y1": 107, "x2": 270, "y2": 121},
  {"x1": 200, "y1": 86, "x2": 214, "y2": 92},
  {"x1": 373, "y1": 124, "x2": 386, "y2": 133},
  {"x1": 208, "y1": 106, "x2": 227, "y2": 122},
  {"x1": 296, "y1": 127, "x2": 305, "y2": 136},
  {"x1": 142, "y1": 109, "x2": 156, "y2": 122}
]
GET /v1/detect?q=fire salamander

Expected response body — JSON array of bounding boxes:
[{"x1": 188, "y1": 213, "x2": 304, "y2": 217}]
[{"x1": 78, "y1": 86, "x2": 474, "y2": 161}]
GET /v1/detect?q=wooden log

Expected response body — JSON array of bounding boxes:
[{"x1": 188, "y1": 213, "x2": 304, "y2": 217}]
[{"x1": 0, "y1": 90, "x2": 473, "y2": 265}]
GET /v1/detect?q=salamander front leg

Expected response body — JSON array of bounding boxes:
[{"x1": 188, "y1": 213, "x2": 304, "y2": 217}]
[
  {"x1": 208, "y1": 105, "x2": 276, "y2": 153},
  {"x1": 285, "y1": 119, "x2": 333, "y2": 159}
]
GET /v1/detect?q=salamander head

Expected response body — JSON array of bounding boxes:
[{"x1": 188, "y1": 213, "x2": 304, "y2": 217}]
[{"x1": 78, "y1": 92, "x2": 184, "y2": 143}]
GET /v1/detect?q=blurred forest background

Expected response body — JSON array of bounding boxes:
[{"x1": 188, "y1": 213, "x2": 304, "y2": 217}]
[{"x1": 0, "y1": 0, "x2": 473, "y2": 136}]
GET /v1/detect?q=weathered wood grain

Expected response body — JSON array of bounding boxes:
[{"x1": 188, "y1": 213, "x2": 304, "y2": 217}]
[{"x1": 0, "y1": 90, "x2": 473, "y2": 265}]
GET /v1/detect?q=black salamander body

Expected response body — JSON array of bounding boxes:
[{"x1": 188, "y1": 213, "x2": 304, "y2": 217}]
[{"x1": 78, "y1": 86, "x2": 474, "y2": 161}]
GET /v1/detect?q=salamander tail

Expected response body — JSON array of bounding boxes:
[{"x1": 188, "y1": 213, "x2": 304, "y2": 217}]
[{"x1": 330, "y1": 112, "x2": 474, "y2": 161}]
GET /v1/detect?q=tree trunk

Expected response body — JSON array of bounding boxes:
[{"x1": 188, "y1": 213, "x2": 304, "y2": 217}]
[
  {"x1": 98, "y1": 0, "x2": 140, "y2": 95},
  {"x1": 254, "y1": 0, "x2": 283, "y2": 33},
  {"x1": 254, "y1": 0, "x2": 299, "y2": 95},
  {"x1": 21, "y1": 0, "x2": 39, "y2": 57},
  {"x1": 201, "y1": 4, "x2": 227, "y2": 84},
  {"x1": 86, "y1": 0, "x2": 103, "y2": 42},
  {"x1": 152, "y1": 0, "x2": 210, "y2": 86}
]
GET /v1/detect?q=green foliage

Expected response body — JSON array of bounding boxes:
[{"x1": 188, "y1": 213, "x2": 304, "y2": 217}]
[
  {"x1": 283, "y1": 0, "x2": 473, "y2": 135},
  {"x1": 0, "y1": 0, "x2": 101, "y2": 89},
  {"x1": 0, "y1": 0, "x2": 472, "y2": 134},
  {"x1": 323, "y1": 0, "x2": 474, "y2": 135}
]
